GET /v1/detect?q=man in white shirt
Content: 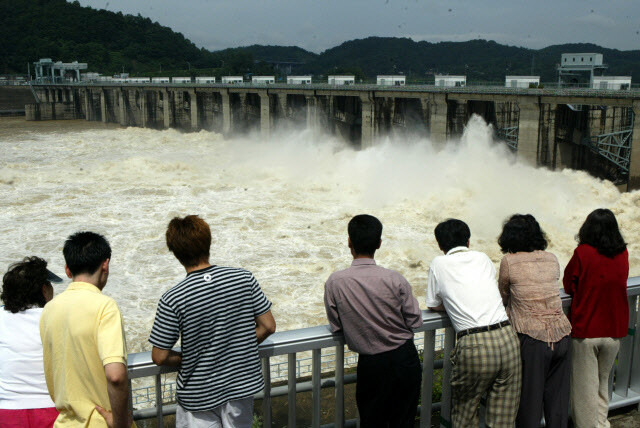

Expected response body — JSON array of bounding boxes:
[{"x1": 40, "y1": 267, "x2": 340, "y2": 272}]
[{"x1": 426, "y1": 219, "x2": 521, "y2": 427}]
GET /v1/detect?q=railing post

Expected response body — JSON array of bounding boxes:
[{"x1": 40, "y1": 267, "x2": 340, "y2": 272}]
[
  {"x1": 288, "y1": 353, "x2": 297, "y2": 428},
  {"x1": 614, "y1": 295, "x2": 638, "y2": 397},
  {"x1": 440, "y1": 327, "x2": 455, "y2": 428},
  {"x1": 630, "y1": 296, "x2": 640, "y2": 398},
  {"x1": 262, "y1": 357, "x2": 272, "y2": 427},
  {"x1": 155, "y1": 373, "x2": 164, "y2": 428},
  {"x1": 312, "y1": 348, "x2": 322, "y2": 428},
  {"x1": 420, "y1": 330, "x2": 435, "y2": 427},
  {"x1": 335, "y1": 344, "x2": 345, "y2": 428}
]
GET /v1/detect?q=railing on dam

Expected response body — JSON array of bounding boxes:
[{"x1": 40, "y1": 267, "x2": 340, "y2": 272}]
[
  {"x1": 127, "y1": 277, "x2": 640, "y2": 428},
  {"x1": 33, "y1": 81, "x2": 640, "y2": 100}
]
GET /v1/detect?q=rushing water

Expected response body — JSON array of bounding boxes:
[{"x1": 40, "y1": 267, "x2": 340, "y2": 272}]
[{"x1": 1, "y1": 116, "x2": 638, "y2": 352}]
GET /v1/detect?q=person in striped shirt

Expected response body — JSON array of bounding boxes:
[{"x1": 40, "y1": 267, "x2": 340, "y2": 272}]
[{"x1": 149, "y1": 215, "x2": 276, "y2": 428}]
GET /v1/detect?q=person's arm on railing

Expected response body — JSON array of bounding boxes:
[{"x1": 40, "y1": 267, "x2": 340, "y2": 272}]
[
  {"x1": 95, "y1": 362, "x2": 132, "y2": 428},
  {"x1": 256, "y1": 310, "x2": 276, "y2": 344},
  {"x1": 563, "y1": 249, "x2": 581, "y2": 295},
  {"x1": 498, "y1": 257, "x2": 511, "y2": 306},
  {"x1": 324, "y1": 279, "x2": 343, "y2": 333},
  {"x1": 426, "y1": 265, "x2": 445, "y2": 312},
  {"x1": 151, "y1": 347, "x2": 182, "y2": 367}
]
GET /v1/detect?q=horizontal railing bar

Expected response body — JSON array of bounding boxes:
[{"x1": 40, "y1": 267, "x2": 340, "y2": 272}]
[{"x1": 127, "y1": 278, "x2": 640, "y2": 378}]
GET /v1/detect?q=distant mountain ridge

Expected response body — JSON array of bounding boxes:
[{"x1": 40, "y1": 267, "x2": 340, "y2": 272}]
[{"x1": 1, "y1": 0, "x2": 638, "y2": 81}]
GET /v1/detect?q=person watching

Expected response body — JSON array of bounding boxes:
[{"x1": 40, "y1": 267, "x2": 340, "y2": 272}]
[
  {"x1": 0, "y1": 256, "x2": 62, "y2": 427},
  {"x1": 426, "y1": 218, "x2": 521, "y2": 427},
  {"x1": 324, "y1": 214, "x2": 423, "y2": 427},
  {"x1": 40, "y1": 231, "x2": 133, "y2": 428},
  {"x1": 563, "y1": 208, "x2": 629, "y2": 427},
  {"x1": 149, "y1": 215, "x2": 275, "y2": 427},
  {"x1": 498, "y1": 214, "x2": 571, "y2": 428}
]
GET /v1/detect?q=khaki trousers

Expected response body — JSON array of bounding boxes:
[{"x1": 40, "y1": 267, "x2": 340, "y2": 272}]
[{"x1": 570, "y1": 337, "x2": 620, "y2": 428}]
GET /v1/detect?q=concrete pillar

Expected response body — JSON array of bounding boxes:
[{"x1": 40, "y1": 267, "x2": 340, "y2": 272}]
[
  {"x1": 628, "y1": 101, "x2": 640, "y2": 191},
  {"x1": 306, "y1": 95, "x2": 318, "y2": 131},
  {"x1": 428, "y1": 94, "x2": 448, "y2": 143},
  {"x1": 360, "y1": 93, "x2": 375, "y2": 148},
  {"x1": 84, "y1": 90, "x2": 92, "y2": 121},
  {"x1": 162, "y1": 90, "x2": 171, "y2": 129},
  {"x1": 189, "y1": 90, "x2": 198, "y2": 130},
  {"x1": 100, "y1": 90, "x2": 107, "y2": 123},
  {"x1": 138, "y1": 91, "x2": 147, "y2": 128},
  {"x1": 259, "y1": 91, "x2": 271, "y2": 137},
  {"x1": 543, "y1": 103, "x2": 557, "y2": 167},
  {"x1": 118, "y1": 90, "x2": 127, "y2": 126},
  {"x1": 517, "y1": 100, "x2": 541, "y2": 165},
  {"x1": 221, "y1": 91, "x2": 231, "y2": 134}
]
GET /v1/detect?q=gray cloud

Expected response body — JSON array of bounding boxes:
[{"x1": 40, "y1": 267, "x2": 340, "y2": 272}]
[{"x1": 79, "y1": 0, "x2": 640, "y2": 52}]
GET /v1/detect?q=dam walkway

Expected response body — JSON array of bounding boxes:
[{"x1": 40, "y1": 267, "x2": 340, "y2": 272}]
[{"x1": 127, "y1": 276, "x2": 640, "y2": 427}]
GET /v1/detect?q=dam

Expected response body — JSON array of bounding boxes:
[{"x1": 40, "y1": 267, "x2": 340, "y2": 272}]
[{"x1": 26, "y1": 82, "x2": 640, "y2": 191}]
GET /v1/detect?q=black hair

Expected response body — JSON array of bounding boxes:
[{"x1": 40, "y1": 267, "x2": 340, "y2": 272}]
[
  {"x1": 63, "y1": 231, "x2": 112, "y2": 276},
  {"x1": 348, "y1": 214, "x2": 382, "y2": 256},
  {"x1": 498, "y1": 214, "x2": 548, "y2": 253},
  {"x1": 578, "y1": 208, "x2": 626, "y2": 258},
  {"x1": 434, "y1": 219, "x2": 471, "y2": 253},
  {"x1": 1, "y1": 256, "x2": 49, "y2": 313}
]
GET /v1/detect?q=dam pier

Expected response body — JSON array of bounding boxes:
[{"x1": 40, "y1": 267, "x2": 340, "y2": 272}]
[{"x1": 26, "y1": 83, "x2": 640, "y2": 190}]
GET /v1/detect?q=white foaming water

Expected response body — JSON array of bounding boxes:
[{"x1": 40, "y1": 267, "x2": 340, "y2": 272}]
[{"x1": 1, "y1": 116, "x2": 638, "y2": 352}]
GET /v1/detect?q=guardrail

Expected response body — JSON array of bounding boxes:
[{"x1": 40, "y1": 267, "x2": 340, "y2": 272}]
[
  {"x1": 127, "y1": 277, "x2": 640, "y2": 427},
  {"x1": 32, "y1": 81, "x2": 640, "y2": 99}
]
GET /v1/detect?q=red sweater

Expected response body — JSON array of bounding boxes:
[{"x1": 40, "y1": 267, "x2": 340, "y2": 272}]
[{"x1": 563, "y1": 244, "x2": 629, "y2": 338}]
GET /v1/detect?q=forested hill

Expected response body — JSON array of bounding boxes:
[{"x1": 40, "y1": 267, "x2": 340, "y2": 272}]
[
  {"x1": 305, "y1": 37, "x2": 640, "y2": 82},
  {"x1": 1, "y1": 0, "x2": 639, "y2": 81}
]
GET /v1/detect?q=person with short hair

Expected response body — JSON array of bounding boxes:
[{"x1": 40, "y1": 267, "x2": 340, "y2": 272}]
[
  {"x1": 40, "y1": 232, "x2": 133, "y2": 428},
  {"x1": 150, "y1": 215, "x2": 275, "y2": 428},
  {"x1": 324, "y1": 214, "x2": 423, "y2": 427},
  {"x1": 0, "y1": 256, "x2": 62, "y2": 427},
  {"x1": 563, "y1": 208, "x2": 629, "y2": 427},
  {"x1": 426, "y1": 219, "x2": 521, "y2": 427},
  {"x1": 498, "y1": 214, "x2": 571, "y2": 428}
]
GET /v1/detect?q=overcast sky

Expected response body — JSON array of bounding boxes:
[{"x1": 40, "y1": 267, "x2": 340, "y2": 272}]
[{"x1": 77, "y1": 0, "x2": 640, "y2": 53}]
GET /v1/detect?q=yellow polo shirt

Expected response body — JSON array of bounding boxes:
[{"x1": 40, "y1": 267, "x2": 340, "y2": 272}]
[{"x1": 40, "y1": 282, "x2": 128, "y2": 427}]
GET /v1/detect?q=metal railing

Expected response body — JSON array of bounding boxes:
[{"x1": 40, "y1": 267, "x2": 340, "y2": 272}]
[
  {"x1": 127, "y1": 277, "x2": 640, "y2": 427},
  {"x1": 32, "y1": 81, "x2": 640, "y2": 100}
]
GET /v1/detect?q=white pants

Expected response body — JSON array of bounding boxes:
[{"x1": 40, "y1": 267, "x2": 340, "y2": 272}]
[
  {"x1": 176, "y1": 397, "x2": 254, "y2": 428},
  {"x1": 570, "y1": 337, "x2": 620, "y2": 428}
]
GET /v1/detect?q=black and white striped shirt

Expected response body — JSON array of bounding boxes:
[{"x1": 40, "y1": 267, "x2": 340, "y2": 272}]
[{"x1": 149, "y1": 265, "x2": 272, "y2": 411}]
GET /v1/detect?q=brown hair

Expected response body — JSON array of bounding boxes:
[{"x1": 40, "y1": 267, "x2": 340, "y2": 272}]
[{"x1": 166, "y1": 215, "x2": 211, "y2": 267}]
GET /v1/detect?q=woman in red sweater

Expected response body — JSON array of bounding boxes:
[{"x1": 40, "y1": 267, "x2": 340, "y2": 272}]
[{"x1": 563, "y1": 208, "x2": 629, "y2": 428}]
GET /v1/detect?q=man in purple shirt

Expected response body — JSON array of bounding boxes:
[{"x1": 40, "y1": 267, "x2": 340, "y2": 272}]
[{"x1": 324, "y1": 214, "x2": 423, "y2": 428}]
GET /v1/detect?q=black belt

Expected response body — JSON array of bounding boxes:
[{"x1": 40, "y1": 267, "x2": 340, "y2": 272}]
[{"x1": 456, "y1": 320, "x2": 511, "y2": 340}]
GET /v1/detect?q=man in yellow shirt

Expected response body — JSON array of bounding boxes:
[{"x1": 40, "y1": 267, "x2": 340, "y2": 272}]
[{"x1": 40, "y1": 231, "x2": 132, "y2": 427}]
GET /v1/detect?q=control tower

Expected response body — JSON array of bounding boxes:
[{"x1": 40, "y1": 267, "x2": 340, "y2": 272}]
[{"x1": 557, "y1": 53, "x2": 607, "y2": 87}]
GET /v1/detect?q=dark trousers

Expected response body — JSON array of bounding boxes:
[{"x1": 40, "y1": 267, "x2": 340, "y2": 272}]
[
  {"x1": 356, "y1": 339, "x2": 422, "y2": 428},
  {"x1": 516, "y1": 334, "x2": 571, "y2": 428}
]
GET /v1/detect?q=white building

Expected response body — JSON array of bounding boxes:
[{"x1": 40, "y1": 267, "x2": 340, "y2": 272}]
[
  {"x1": 172, "y1": 77, "x2": 191, "y2": 84},
  {"x1": 151, "y1": 77, "x2": 170, "y2": 83},
  {"x1": 80, "y1": 72, "x2": 101, "y2": 82},
  {"x1": 592, "y1": 76, "x2": 632, "y2": 90},
  {"x1": 195, "y1": 77, "x2": 216, "y2": 84},
  {"x1": 505, "y1": 76, "x2": 540, "y2": 88},
  {"x1": 287, "y1": 76, "x2": 312, "y2": 84},
  {"x1": 97, "y1": 76, "x2": 113, "y2": 82},
  {"x1": 435, "y1": 75, "x2": 466, "y2": 87},
  {"x1": 328, "y1": 75, "x2": 355, "y2": 85},
  {"x1": 222, "y1": 76, "x2": 244, "y2": 84},
  {"x1": 126, "y1": 77, "x2": 150, "y2": 84},
  {"x1": 561, "y1": 53, "x2": 604, "y2": 68},
  {"x1": 377, "y1": 75, "x2": 406, "y2": 86},
  {"x1": 252, "y1": 76, "x2": 275, "y2": 84}
]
